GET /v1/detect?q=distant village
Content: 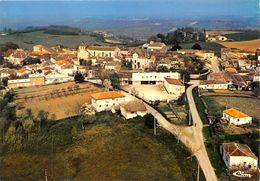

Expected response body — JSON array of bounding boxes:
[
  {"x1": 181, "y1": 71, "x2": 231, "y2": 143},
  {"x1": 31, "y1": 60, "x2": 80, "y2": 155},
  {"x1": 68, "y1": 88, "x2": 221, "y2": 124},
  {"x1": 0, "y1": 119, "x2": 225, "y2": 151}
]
[{"x1": 0, "y1": 37, "x2": 259, "y2": 177}]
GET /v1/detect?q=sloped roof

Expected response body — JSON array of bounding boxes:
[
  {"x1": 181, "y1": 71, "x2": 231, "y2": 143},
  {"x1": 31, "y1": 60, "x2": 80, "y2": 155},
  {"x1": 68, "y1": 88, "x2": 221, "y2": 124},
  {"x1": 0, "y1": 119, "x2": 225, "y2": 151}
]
[
  {"x1": 225, "y1": 67, "x2": 237, "y2": 73},
  {"x1": 164, "y1": 78, "x2": 183, "y2": 86},
  {"x1": 120, "y1": 100, "x2": 147, "y2": 112},
  {"x1": 223, "y1": 143, "x2": 257, "y2": 160},
  {"x1": 31, "y1": 51, "x2": 49, "y2": 56},
  {"x1": 199, "y1": 80, "x2": 227, "y2": 85},
  {"x1": 223, "y1": 108, "x2": 250, "y2": 118},
  {"x1": 91, "y1": 91, "x2": 125, "y2": 100},
  {"x1": 87, "y1": 46, "x2": 118, "y2": 51}
]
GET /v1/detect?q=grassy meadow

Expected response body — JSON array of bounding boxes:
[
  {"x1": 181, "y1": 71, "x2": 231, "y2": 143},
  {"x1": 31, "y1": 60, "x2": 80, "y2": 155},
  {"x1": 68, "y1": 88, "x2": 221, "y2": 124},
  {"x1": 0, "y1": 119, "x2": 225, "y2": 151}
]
[
  {"x1": 0, "y1": 30, "x2": 107, "y2": 49},
  {"x1": 0, "y1": 112, "x2": 199, "y2": 181}
]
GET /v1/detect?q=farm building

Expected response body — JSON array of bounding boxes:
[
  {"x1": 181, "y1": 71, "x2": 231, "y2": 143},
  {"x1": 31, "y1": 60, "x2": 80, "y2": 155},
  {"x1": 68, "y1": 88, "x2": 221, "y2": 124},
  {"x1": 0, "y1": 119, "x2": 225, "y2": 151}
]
[
  {"x1": 220, "y1": 143, "x2": 258, "y2": 170},
  {"x1": 222, "y1": 108, "x2": 252, "y2": 125},
  {"x1": 198, "y1": 80, "x2": 229, "y2": 90},
  {"x1": 163, "y1": 78, "x2": 185, "y2": 96},
  {"x1": 7, "y1": 74, "x2": 45, "y2": 88},
  {"x1": 91, "y1": 91, "x2": 125, "y2": 112},
  {"x1": 120, "y1": 100, "x2": 147, "y2": 119}
]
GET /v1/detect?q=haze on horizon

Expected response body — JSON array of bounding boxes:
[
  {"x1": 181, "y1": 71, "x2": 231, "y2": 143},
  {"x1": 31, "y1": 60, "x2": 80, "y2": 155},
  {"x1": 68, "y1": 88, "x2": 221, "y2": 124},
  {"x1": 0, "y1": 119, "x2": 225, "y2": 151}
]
[{"x1": 0, "y1": 0, "x2": 258, "y2": 30}]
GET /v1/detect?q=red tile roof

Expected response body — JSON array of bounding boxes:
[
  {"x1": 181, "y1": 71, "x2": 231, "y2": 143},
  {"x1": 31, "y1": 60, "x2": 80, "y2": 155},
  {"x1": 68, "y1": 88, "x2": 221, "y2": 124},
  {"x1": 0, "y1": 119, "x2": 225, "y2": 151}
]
[
  {"x1": 164, "y1": 78, "x2": 183, "y2": 86},
  {"x1": 91, "y1": 91, "x2": 125, "y2": 100},
  {"x1": 120, "y1": 100, "x2": 147, "y2": 112},
  {"x1": 223, "y1": 143, "x2": 257, "y2": 160},
  {"x1": 223, "y1": 108, "x2": 250, "y2": 118}
]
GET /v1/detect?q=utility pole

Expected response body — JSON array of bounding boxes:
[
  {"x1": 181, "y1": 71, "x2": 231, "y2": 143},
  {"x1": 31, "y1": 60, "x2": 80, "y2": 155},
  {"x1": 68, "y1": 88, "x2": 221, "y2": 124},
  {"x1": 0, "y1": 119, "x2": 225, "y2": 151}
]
[
  {"x1": 45, "y1": 169, "x2": 48, "y2": 181},
  {"x1": 154, "y1": 116, "x2": 157, "y2": 136},
  {"x1": 188, "y1": 110, "x2": 191, "y2": 125},
  {"x1": 197, "y1": 162, "x2": 200, "y2": 181}
]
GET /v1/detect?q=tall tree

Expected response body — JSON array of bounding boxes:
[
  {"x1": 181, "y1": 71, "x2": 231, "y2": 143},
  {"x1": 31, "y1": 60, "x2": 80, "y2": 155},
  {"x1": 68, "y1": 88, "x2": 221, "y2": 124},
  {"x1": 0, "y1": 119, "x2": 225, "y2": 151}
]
[
  {"x1": 109, "y1": 72, "x2": 120, "y2": 89},
  {"x1": 191, "y1": 43, "x2": 202, "y2": 50}
]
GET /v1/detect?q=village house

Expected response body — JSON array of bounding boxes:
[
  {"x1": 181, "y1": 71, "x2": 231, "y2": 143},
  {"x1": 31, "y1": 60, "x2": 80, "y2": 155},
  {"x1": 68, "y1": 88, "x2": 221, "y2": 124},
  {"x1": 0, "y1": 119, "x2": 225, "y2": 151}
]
[
  {"x1": 157, "y1": 56, "x2": 184, "y2": 70},
  {"x1": 104, "y1": 62, "x2": 121, "y2": 71},
  {"x1": 0, "y1": 68, "x2": 11, "y2": 80},
  {"x1": 223, "y1": 108, "x2": 252, "y2": 125},
  {"x1": 120, "y1": 100, "x2": 147, "y2": 119},
  {"x1": 45, "y1": 72, "x2": 73, "y2": 84},
  {"x1": 4, "y1": 49, "x2": 28, "y2": 65},
  {"x1": 163, "y1": 78, "x2": 185, "y2": 96},
  {"x1": 78, "y1": 44, "x2": 121, "y2": 60},
  {"x1": 125, "y1": 49, "x2": 155, "y2": 70},
  {"x1": 220, "y1": 143, "x2": 258, "y2": 170},
  {"x1": 207, "y1": 35, "x2": 228, "y2": 42},
  {"x1": 198, "y1": 80, "x2": 229, "y2": 90},
  {"x1": 146, "y1": 42, "x2": 168, "y2": 53},
  {"x1": 177, "y1": 49, "x2": 214, "y2": 60},
  {"x1": 7, "y1": 74, "x2": 45, "y2": 88},
  {"x1": 91, "y1": 91, "x2": 125, "y2": 112}
]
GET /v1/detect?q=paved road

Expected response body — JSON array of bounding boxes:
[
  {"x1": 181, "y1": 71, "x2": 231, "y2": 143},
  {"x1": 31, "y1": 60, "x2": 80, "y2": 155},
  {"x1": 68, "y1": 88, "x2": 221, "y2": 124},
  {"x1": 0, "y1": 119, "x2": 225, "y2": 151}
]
[
  {"x1": 186, "y1": 84, "x2": 218, "y2": 181},
  {"x1": 210, "y1": 57, "x2": 221, "y2": 72},
  {"x1": 122, "y1": 87, "x2": 217, "y2": 181}
]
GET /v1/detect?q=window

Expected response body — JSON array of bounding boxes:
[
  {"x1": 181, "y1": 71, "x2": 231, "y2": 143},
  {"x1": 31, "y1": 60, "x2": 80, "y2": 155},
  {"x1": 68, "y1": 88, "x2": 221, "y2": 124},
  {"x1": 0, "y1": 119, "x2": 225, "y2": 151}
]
[
  {"x1": 99, "y1": 105, "x2": 101, "y2": 107},
  {"x1": 106, "y1": 104, "x2": 108, "y2": 107}
]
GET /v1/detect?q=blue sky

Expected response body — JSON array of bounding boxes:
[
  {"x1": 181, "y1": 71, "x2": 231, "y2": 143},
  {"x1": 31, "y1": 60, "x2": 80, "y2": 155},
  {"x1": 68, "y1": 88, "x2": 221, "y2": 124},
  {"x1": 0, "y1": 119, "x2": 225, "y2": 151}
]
[{"x1": 0, "y1": 0, "x2": 258, "y2": 29}]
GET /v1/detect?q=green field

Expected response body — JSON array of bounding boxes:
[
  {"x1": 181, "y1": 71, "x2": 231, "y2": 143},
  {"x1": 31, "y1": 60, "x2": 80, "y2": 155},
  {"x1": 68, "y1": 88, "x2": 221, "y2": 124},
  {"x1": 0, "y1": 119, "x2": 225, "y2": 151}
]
[
  {"x1": 224, "y1": 30, "x2": 260, "y2": 41},
  {"x1": 180, "y1": 42, "x2": 225, "y2": 53},
  {"x1": 203, "y1": 96, "x2": 260, "y2": 122},
  {"x1": 0, "y1": 30, "x2": 107, "y2": 49},
  {"x1": 0, "y1": 112, "x2": 199, "y2": 180},
  {"x1": 191, "y1": 92, "x2": 259, "y2": 180}
]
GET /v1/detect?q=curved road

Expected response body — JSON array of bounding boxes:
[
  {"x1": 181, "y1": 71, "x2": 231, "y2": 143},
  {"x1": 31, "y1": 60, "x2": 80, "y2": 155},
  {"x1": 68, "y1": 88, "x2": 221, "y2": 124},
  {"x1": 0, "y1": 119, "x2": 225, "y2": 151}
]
[
  {"x1": 186, "y1": 84, "x2": 217, "y2": 181},
  {"x1": 122, "y1": 85, "x2": 217, "y2": 181}
]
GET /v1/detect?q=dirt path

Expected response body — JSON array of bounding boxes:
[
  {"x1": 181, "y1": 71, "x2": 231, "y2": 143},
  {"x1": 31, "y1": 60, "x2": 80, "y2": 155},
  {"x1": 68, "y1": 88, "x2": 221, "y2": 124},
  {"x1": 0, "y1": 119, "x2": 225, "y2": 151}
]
[{"x1": 121, "y1": 86, "x2": 218, "y2": 181}]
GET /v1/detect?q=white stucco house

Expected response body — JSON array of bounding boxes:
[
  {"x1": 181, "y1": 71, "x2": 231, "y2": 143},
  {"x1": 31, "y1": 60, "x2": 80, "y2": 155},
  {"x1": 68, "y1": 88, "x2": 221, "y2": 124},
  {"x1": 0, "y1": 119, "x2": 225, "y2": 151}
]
[
  {"x1": 125, "y1": 52, "x2": 155, "y2": 70},
  {"x1": 220, "y1": 143, "x2": 258, "y2": 170},
  {"x1": 198, "y1": 80, "x2": 229, "y2": 90},
  {"x1": 91, "y1": 91, "x2": 125, "y2": 112},
  {"x1": 120, "y1": 100, "x2": 147, "y2": 119},
  {"x1": 223, "y1": 108, "x2": 252, "y2": 125},
  {"x1": 146, "y1": 42, "x2": 167, "y2": 53},
  {"x1": 163, "y1": 78, "x2": 185, "y2": 96},
  {"x1": 78, "y1": 44, "x2": 121, "y2": 60}
]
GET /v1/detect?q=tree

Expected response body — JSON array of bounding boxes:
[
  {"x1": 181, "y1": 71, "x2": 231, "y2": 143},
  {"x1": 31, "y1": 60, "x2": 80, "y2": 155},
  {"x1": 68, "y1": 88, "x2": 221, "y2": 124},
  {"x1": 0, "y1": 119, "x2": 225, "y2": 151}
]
[
  {"x1": 147, "y1": 35, "x2": 161, "y2": 43},
  {"x1": 191, "y1": 43, "x2": 202, "y2": 50},
  {"x1": 74, "y1": 72, "x2": 84, "y2": 82},
  {"x1": 170, "y1": 42, "x2": 182, "y2": 51},
  {"x1": 4, "y1": 125, "x2": 23, "y2": 152},
  {"x1": 36, "y1": 110, "x2": 49, "y2": 129},
  {"x1": 156, "y1": 33, "x2": 166, "y2": 43},
  {"x1": 0, "y1": 42, "x2": 19, "y2": 52},
  {"x1": 22, "y1": 118, "x2": 34, "y2": 134},
  {"x1": 97, "y1": 69, "x2": 109, "y2": 85},
  {"x1": 192, "y1": 57, "x2": 205, "y2": 72},
  {"x1": 23, "y1": 57, "x2": 41, "y2": 65},
  {"x1": 157, "y1": 65, "x2": 169, "y2": 72},
  {"x1": 144, "y1": 114, "x2": 155, "y2": 129},
  {"x1": 121, "y1": 59, "x2": 132, "y2": 69},
  {"x1": 103, "y1": 79, "x2": 111, "y2": 91},
  {"x1": 109, "y1": 72, "x2": 120, "y2": 89}
]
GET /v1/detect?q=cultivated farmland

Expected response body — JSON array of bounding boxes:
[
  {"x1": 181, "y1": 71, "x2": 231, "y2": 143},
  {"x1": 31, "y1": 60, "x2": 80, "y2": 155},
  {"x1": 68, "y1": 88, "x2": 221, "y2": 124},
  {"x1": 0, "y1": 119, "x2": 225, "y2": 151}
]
[
  {"x1": 218, "y1": 39, "x2": 260, "y2": 52},
  {"x1": 14, "y1": 81, "x2": 102, "y2": 120}
]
